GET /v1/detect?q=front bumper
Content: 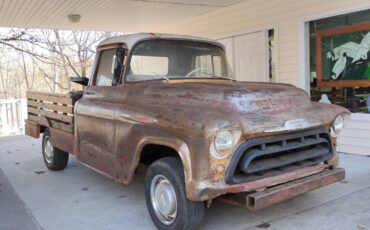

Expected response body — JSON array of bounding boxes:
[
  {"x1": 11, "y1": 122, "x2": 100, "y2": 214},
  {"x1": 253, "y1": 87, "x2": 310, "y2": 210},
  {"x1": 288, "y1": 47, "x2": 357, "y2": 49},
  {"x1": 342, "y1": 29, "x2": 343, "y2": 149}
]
[
  {"x1": 246, "y1": 167, "x2": 345, "y2": 210},
  {"x1": 189, "y1": 163, "x2": 337, "y2": 201}
]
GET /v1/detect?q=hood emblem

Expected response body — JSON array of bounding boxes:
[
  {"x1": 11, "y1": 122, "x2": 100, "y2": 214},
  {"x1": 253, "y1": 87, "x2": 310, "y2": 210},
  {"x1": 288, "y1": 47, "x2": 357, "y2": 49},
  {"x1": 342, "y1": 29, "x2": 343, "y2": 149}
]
[{"x1": 264, "y1": 119, "x2": 321, "y2": 133}]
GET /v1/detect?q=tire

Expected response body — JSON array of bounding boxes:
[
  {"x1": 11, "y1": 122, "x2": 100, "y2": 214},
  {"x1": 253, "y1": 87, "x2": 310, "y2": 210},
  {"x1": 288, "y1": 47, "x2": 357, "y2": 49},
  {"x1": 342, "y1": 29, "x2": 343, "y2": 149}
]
[
  {"x1": 145, "y1": 157, "x2": 204, "y2": 230},
  {"x1": 42, "y1": 128, "x2": 69, "y2": 170}
]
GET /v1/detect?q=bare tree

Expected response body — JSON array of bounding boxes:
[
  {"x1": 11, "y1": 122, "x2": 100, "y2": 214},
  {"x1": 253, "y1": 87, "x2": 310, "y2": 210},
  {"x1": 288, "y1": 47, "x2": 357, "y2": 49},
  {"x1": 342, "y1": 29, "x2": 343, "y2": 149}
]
[{"x1": 0, "y1": 28, "x2": 111, "y2": 98}]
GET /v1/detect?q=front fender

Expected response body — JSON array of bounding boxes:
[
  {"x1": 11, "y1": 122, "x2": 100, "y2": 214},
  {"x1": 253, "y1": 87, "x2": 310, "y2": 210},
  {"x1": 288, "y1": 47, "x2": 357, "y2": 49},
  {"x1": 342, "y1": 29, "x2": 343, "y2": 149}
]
[
  {"x1": 134, "y1": 136, "x2": 193, "y2": 184},
  {"x1": 130, "y1": 135, "x2": 215, "y2": 201}
]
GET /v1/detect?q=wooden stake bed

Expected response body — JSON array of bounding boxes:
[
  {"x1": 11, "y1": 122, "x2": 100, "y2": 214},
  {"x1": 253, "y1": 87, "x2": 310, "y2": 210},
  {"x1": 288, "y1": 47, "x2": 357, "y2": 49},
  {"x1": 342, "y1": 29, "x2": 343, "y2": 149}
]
[{"x1": 26, "y1": 91, "x2": 82, "y2": 134}]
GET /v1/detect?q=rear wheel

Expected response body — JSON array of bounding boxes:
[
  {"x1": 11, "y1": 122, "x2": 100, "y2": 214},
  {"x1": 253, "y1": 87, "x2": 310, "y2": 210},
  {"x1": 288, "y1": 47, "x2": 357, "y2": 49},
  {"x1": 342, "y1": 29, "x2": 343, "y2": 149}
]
[
  {"x1": 42, "y1": 129, "x2": 69, "y2": 170},
  {"x1": 145, "y1": 157, "x2": 204, "y2": 230}
]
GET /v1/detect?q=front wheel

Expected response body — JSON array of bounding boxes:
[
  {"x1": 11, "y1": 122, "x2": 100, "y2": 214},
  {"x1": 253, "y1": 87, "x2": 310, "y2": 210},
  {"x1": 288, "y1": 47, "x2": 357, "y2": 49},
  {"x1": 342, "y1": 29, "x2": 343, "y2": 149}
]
[
  {"x1": 42, "y1": 128, "x2": 69, "y2": 170},
  {"x1": 145, "y1": 157, "x2": 204, "y2": 230}
]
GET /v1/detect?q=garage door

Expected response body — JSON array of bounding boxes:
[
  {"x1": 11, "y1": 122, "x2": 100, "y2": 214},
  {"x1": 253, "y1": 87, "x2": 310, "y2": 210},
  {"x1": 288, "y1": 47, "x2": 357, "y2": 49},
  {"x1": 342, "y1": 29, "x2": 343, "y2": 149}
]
[{"x1": 219, "y1": 30, "x2": 269, "y2": 82}]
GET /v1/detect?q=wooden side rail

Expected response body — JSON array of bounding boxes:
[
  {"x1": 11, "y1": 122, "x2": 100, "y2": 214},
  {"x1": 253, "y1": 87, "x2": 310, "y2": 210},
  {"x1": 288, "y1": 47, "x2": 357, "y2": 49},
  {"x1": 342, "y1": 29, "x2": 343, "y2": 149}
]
[{"x1": 26, "y1": 91, "x2": 82, "y2": 134}]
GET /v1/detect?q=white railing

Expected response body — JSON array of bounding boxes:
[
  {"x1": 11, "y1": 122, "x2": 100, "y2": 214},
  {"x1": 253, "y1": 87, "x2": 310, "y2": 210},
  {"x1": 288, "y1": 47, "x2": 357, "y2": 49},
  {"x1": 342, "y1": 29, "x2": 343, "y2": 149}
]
[{"x1": 0, "y1": 98, "x2": 27, "y2": 136}]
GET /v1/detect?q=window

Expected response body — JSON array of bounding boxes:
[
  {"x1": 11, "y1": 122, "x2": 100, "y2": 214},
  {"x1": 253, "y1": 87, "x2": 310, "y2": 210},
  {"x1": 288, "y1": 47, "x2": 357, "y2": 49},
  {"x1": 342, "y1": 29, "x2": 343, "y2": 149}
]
[
  {"x1": 126, "y1": 40, "x2": 233, "y2": 82},
  {"x1": 194, "y1": 55, "x2": 223, "y2": 77},
  {"x1": 268, "y1": 29, "x2": 276, "y2": 82},
  {"x1": 308, "y1": 9, "x2": 370, "y2": 113},
  {"x1": 95, "y1": 49, "x2": 124, "y2": 86},
  {"x1": 130, "y1": 56, "x2": 169, "y2": 76}
]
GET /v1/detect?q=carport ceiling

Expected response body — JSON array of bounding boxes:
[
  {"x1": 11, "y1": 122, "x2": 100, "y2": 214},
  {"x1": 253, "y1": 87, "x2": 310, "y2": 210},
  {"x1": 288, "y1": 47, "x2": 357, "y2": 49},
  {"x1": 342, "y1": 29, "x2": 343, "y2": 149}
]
[{"x1": 0, "y1": 0, "x2": 245, "y2": 32}]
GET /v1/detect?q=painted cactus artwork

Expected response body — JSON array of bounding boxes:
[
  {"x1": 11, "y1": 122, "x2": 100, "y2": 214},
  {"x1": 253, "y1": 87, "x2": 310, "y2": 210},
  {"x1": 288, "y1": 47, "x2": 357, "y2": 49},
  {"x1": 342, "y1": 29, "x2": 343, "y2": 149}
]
[{"x1": 317, "y1": 23, "x2": 370, "y2": 87}]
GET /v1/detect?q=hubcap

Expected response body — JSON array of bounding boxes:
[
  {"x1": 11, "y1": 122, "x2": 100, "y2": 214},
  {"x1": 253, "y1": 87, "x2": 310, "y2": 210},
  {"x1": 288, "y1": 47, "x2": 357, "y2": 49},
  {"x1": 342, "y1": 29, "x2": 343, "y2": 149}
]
[
  {"x1": 44, "y1": 137, "x2": 53, "y2": 164},
  {"x1": 150, "y1": 175, "x2": 177, "y2": 225}
]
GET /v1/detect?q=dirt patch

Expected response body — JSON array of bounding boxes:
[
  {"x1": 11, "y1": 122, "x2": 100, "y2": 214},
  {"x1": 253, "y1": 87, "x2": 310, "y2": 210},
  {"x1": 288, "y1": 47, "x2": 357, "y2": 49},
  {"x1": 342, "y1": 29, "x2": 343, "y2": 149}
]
[
  {"x1": 358, "y1": 224, "x2": 368, "y2": 230},
  {"x1": 256, "y1": 222, "x2": 271, "y2": 228}
]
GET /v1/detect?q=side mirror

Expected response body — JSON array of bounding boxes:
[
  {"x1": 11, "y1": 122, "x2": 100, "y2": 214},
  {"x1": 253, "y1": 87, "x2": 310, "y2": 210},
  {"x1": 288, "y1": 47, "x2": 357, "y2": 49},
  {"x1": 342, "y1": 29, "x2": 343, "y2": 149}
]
[{"x1": 70, "y1": 77, "x2": 89, "y2": 86}]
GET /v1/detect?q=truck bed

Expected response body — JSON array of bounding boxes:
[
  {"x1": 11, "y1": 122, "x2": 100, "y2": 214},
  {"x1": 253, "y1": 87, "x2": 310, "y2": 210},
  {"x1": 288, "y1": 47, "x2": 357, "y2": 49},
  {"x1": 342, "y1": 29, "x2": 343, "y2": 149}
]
[{"x1": 25, "y1": 91, "x2": 83, "y2": 154}]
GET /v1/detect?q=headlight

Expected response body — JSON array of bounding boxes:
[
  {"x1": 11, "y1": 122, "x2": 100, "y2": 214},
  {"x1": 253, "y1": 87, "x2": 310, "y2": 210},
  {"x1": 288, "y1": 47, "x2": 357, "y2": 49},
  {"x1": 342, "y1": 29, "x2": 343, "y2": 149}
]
[
  {"x1": 213, "y1": 130, "x2": 234, "y2": 158},
  {"x1": 330, "y1": 115, "x2": 344, "y2": 138}
]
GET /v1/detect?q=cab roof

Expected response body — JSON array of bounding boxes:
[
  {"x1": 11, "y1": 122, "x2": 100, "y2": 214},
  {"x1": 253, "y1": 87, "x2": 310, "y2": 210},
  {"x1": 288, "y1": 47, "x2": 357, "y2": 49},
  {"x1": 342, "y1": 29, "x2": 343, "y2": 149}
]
[{"x1": 97, "y1": 33, "x2": 223, "y2": 50}]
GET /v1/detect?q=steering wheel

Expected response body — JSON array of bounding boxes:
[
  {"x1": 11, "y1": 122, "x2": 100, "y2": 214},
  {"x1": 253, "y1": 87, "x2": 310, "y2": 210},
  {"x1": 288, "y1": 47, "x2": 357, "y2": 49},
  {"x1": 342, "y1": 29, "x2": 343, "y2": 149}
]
[{"x1": 185, "y1": 68, "x2": 211, "y2": 78}]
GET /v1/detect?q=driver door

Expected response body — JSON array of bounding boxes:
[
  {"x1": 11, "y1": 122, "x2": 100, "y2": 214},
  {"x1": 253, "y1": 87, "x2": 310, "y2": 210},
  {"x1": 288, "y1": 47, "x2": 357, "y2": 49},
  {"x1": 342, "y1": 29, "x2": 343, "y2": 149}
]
[{"x1": 76, "y1": 46, "x2": 124, "y2": 178}]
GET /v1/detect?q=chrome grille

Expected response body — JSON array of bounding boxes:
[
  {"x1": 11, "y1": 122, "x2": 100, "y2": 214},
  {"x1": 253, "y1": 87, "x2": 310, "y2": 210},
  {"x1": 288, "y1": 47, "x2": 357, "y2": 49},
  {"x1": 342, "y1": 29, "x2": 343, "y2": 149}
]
[{"x1": 225, "y1": 128, "x2": 332, "y2": 184}]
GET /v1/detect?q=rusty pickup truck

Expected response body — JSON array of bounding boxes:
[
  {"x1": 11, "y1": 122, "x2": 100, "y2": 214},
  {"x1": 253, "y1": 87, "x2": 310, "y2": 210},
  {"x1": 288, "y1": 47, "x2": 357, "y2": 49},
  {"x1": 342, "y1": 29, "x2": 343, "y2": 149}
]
[{"x1": 25, "y1": 33, "x2": 350, "y2": 230}]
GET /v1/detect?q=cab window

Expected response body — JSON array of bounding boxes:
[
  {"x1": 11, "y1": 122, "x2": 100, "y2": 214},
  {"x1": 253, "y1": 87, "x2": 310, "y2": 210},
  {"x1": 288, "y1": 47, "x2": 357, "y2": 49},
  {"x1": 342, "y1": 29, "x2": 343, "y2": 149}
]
[{"x1": 95, "y1": 48, "x2": 125, "y2": 86}]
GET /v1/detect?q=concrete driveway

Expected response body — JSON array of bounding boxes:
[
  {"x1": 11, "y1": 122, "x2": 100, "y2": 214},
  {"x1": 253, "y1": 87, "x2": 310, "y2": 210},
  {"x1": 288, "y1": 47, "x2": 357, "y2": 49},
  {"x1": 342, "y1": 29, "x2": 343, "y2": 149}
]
[{"x1": 1, "y1": 135, "x2": 370, "y2": 230}]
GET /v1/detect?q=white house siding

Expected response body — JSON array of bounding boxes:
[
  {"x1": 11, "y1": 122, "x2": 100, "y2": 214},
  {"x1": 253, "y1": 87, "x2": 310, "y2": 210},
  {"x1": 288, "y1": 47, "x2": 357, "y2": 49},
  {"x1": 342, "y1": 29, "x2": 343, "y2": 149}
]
[
  {"x1": 337, "y1": 114, "x2": 370, "y2": 156},
  {"x1": 155, "y1": 0, "x2": 370, "y2": 155},
  {"x1": 156, "y1": 0, "x2": 370, "y2": 86}
]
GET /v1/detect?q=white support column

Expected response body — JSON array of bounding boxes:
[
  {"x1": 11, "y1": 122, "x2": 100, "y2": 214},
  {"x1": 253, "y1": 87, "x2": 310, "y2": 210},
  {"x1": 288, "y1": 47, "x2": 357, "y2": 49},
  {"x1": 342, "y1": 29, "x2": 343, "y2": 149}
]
[
  {"x1": 1, "y1": 102, "x2": 9, "y2": 134},
  {"x1": 11, "y1": 100, "x2": 17, "y2": 131},
  {"x1": 20, "y1": 98, "x2": 27, "y2": 133}
]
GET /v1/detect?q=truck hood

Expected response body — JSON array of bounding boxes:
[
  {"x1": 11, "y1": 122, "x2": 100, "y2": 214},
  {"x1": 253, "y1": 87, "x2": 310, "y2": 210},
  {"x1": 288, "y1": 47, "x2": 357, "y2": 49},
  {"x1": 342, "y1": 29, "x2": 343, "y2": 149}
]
[{"x1": 127, "y1": 80, "x2": 349, "y2": 136}]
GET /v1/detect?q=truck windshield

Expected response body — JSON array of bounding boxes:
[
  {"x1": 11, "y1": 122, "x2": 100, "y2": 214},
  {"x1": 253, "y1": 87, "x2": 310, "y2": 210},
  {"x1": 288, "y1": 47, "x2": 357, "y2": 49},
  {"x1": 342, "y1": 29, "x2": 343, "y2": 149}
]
[{"x1": 126, "y1": 40, "x2": 233, "y2": 82}]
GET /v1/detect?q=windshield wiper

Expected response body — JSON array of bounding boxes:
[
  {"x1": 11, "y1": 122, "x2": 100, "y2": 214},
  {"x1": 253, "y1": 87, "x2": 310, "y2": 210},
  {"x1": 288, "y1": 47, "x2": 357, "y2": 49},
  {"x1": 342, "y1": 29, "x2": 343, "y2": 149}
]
[{"x1": 152, "y1": 72, "x2": 170, "y2": 81}]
